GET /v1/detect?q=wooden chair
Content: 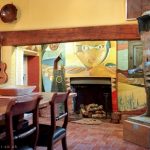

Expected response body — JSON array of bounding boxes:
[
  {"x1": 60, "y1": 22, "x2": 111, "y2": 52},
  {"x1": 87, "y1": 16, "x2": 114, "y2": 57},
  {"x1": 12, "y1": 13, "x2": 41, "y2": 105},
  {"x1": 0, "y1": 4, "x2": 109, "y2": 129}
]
[
  {"x1": 37, "y1": 90, "x2": 70, "y2": 150},
  {"x1": 0, "y1": 94, "x2": 42, "y2": 150},
  {"x1": 0, "y1": 98, "x2": 16, "y2": 146}
]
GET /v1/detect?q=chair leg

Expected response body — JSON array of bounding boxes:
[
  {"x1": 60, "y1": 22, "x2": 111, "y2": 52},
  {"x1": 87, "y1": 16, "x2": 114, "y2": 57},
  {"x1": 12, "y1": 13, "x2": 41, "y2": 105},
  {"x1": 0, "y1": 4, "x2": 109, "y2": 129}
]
[
  {"x1": 62, "y1": 136, "x2": 67, "y2": 150},
  {"x1": 48, "y1": 140, "x2": 53, "y2": 150}
]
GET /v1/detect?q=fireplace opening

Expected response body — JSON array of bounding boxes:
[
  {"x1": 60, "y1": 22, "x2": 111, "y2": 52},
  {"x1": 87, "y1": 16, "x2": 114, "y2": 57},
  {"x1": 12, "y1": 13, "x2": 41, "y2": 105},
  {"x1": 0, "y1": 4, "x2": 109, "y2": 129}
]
[{"x1": 70, "y1": 77, "x2": 112, "y2": 118}]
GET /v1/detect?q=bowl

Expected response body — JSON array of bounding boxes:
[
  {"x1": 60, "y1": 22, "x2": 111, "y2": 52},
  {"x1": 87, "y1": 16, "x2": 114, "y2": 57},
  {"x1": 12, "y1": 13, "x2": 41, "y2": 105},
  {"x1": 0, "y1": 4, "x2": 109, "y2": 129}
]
[
  {"x1": 0, "y1": 85, "x2": 36, "y2": 96},
  {"x1": 0, "y1": 4, "x2": 17, "y2": 23}
]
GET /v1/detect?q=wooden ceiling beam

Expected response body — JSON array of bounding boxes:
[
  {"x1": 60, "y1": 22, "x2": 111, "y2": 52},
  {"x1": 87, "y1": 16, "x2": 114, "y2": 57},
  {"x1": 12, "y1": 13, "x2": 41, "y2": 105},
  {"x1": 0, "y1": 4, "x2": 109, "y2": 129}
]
[{"x1": 0, "y1": 24, "x2": 140, "y2": 46}]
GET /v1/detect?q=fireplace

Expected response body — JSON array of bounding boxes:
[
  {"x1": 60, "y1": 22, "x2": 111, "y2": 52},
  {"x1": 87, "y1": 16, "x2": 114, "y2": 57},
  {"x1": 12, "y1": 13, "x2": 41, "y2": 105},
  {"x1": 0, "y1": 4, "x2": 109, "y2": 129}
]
[{"x1": 70, "y1": 77, "x2": 112, "y2": 117}]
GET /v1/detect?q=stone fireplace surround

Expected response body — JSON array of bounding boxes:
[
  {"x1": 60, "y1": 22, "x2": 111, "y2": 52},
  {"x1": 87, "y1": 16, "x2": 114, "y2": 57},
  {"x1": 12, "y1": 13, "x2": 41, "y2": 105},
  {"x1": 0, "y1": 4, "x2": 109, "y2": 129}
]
[{"x1": 70, "y1": 77, "x2": 112, "y2": 117}]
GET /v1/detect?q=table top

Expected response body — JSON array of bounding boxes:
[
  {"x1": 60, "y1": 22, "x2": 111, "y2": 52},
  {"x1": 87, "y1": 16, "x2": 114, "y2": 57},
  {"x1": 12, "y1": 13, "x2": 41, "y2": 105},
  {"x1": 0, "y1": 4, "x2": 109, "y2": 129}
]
[
  {"x1": 39, "y1": 92, "x2": 77, "y2": 108},
  {"x1": 0, "y1": 92, "x2": 77, "y2": 120},
  {"x1": 0, "y1": 93, "x2": 40, "y2": 120}
]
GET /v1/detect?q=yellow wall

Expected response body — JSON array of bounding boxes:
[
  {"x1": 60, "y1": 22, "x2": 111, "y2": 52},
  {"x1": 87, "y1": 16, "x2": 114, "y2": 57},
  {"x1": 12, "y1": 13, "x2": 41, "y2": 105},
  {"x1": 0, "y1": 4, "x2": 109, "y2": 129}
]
[
  {"x1": 0, "y1": 0, "x2": 136, "y2": 31},
  {"x1": 0, "y1": 0, "x2": 137, "y2": 89}
]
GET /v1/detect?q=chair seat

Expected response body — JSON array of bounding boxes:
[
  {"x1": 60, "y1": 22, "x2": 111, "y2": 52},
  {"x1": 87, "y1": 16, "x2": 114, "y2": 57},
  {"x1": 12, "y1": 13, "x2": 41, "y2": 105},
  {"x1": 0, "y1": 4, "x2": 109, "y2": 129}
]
[
  {"x1": 17, "y1": 146, "x2": 33, "y2": 150},
  {"x1": 0, "y1": 141, "x2": 33, "y2": 150},
  {"x1": 0, "y1": 125, "x2": 36, "y2": 150},
  {"x1": 37, "y1": 124, "x2": 66, "y2": 146},
  {"x1": 14, "y1": 125, "x2": 36, "y2": 140}
]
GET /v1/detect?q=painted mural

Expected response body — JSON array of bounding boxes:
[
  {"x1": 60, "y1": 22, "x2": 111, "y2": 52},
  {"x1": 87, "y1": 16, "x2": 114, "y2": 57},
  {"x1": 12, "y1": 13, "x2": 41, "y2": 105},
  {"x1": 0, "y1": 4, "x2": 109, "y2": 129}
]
[
  {"x1": 42, "y1": 41, "x2": 116, "y2": 92},
  {"x1": 42, "y1": 40, "x2": 146, "y2": 111},
  {"x1": 42, "y1": 43, "x2": 66, "y2": 92},
  {"x1": 117, "y1": 41, "x2": 146, "y2": 111},
  {"x1": 65, "y1": 41, "x2": 116, "y2": 78},
  {"x1": 41, "y1": 41, "x2": 117, "y2": 111}
]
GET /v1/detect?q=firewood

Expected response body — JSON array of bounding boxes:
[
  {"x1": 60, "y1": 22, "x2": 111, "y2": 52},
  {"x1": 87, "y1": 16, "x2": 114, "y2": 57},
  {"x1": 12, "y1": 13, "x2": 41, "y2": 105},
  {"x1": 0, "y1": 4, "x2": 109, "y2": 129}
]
[
  {"x1": 88, "y1": 107, "x2": 99, "y2": 112},
  {"x1": 98, "y1": 105, "x2": 103, "y2": 110},
  {"x1": 80, "y1": 108, "x2": 86, "y2": 114},
  {"x1": 83, "y1": 113, "x2": 89, "y2": 117},
  {"x1": 90, "y1": 103, "x2": 98, "y2": 108},
  {"x1": 92, "y1": 114, "x2": 103, "y2": 119},
  {"x1": 80, "y1": 103, "x2": 107, "y2": 119},
  {"x1": 86, "y1": 103, "x2": 98, "y2": 111},
  {"x1": 95, "y1": 110, "x2": 101, "y2": 114},
  {"x1": 80, "y1": 108, "x2": 89, "y2": 117},
  {"x1": 102, "y1": 113, "x2": 106, "y2": 117},
  {"x1": 101, "y1": 110, "x2": 106, "y2": 114},
  {"x1": 88, "y1": 112, "x2": 93, "y2": 118}
]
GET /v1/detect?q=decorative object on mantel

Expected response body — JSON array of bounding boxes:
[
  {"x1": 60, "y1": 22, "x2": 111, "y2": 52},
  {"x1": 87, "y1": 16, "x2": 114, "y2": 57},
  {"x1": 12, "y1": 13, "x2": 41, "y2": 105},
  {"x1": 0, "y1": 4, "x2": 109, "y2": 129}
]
[
  {"x1": 0, "y1": 85, "x2": 36, "y2": 96},
  {"x1": 0, "y1": 4, "x2": 17, "y2": 23},
  {"x1": 0, "y1": 36, "x2": 8, "y2": 84}
]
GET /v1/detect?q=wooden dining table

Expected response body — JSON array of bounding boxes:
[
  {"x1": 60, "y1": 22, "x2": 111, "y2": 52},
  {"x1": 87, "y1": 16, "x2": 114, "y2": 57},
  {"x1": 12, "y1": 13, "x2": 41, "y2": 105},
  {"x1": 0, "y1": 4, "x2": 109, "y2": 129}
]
[{"x1": 0, "y1": 92, "x2": 77, "y2": 121}]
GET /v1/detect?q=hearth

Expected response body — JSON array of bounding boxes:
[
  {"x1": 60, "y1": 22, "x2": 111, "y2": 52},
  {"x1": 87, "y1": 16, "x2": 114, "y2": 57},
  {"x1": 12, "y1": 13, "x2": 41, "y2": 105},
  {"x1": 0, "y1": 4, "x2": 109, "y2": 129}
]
[{"x1": 70, "y1": 77, "x2": 112, "y2": 117}]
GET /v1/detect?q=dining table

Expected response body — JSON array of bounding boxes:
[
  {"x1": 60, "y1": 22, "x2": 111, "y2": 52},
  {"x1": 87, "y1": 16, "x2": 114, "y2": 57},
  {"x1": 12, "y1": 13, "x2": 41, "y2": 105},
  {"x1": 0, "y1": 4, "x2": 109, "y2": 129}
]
[{"x1": 0, "y1": 92, "x2": 77, "y2": 121}]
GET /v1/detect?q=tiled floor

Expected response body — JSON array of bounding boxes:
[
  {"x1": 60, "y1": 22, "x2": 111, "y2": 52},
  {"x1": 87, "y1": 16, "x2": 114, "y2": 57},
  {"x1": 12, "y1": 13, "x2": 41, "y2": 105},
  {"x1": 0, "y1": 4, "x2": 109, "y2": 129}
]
[{"x1": 37, "y1": 117, "x2": 149, "y2": 150}]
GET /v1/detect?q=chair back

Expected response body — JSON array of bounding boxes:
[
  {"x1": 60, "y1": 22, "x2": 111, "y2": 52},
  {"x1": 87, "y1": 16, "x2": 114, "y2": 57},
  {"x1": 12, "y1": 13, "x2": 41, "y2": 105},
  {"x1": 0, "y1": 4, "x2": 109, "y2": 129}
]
[
  {"x1": 5, "y1": 94, "x2": 42, "y2": 150},
  {"x1": 50, "y1": 90, "x2": 70, "y2": 133}
]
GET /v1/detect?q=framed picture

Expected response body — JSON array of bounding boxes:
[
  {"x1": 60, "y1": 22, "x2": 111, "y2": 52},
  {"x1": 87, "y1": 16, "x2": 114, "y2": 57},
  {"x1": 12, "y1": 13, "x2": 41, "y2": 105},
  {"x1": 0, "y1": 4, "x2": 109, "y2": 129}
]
[
  {"x1": 126, "y1": 0, "x2": 142, "y2": 20},
  {"x1": 126, "y1": 0, "x2": 150, "y2": 20}
]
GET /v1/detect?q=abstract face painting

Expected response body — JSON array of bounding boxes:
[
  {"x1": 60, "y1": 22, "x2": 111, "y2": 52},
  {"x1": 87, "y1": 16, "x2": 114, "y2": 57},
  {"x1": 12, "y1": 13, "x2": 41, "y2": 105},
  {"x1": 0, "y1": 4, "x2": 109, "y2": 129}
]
[{"x1": 74, "y1": 41, "x2": 111, "y2": 69}]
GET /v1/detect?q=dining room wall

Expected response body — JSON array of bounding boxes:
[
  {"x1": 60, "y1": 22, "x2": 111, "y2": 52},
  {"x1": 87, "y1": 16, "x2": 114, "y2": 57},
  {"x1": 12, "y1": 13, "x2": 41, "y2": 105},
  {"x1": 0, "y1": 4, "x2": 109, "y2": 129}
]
[
  {"x1": 0, "y1": 0, "x2": 136, "y2": 31},
  {"x1": 0, "y1": 0, "x2": 137, "y2": 87},
  {"x1": 1, "y1": 46, "x2": 16, "y2": 86}
]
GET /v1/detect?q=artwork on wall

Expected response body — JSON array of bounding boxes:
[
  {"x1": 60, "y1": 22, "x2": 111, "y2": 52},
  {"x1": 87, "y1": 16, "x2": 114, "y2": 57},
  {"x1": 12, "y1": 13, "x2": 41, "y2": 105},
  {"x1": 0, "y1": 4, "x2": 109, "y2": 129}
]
[
  {"x1": 42, "y1": 43, "x2": 65, "y2": 92},
  {"x1": 41, "y1": 41, "x2": 116, "y2": 92},
  {"x1": 126, "y1": 0, "x2": 141, "y2": 20},
  {"x1": 126, "y1": 0, "x2": 150, "y2": 20},
  {"x1": 128, "y1": 40, "x2": 143, "y2": 78},
  {"x1": 14, "y1": 39, "x2": 146, "y2": 112},
  {"x1": 65, "y1": 41, "x2": 116, "y2": 78},
  {"x1": 117, "y1": 40, "x2": 146, "y2": 111},
  {"x1": 41, "y1": 40, "x2": 146, "y2": 112}
]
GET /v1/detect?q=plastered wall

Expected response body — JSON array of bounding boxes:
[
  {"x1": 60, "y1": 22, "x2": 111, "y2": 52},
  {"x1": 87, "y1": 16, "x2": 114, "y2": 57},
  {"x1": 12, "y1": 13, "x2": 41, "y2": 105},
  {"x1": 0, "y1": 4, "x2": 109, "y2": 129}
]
[
  {"x1": 0, "y1": 0, "x2": 136, "y2": 31},
  {"x1": 0, "y1": 0, "x2": 137, "y2": 91}
]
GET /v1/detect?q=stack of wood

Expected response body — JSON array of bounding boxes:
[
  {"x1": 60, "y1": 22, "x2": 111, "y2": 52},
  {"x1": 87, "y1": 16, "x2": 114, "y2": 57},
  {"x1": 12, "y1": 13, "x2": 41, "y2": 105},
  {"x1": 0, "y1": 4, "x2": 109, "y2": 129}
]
[{"x1": 80, "y1": 103, "x2": 106, "y2": 119}]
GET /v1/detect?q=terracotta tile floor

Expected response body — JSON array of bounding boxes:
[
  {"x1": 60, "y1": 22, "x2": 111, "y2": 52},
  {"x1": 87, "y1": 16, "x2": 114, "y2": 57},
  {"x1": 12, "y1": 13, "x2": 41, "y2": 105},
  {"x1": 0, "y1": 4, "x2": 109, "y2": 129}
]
[{"x1": 37, "y1": 117, "x2": 149, "y2": 150}]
